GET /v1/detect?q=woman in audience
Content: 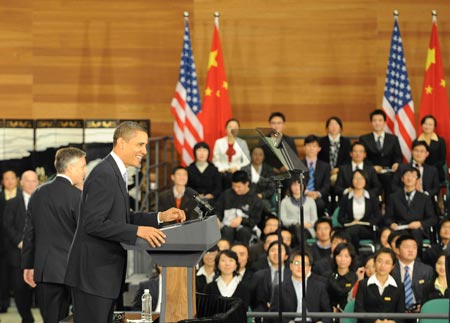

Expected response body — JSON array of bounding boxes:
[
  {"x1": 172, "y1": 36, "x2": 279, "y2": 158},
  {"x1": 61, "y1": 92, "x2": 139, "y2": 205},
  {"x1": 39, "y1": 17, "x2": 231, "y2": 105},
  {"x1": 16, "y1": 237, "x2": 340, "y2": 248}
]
[
  {"x1": 187, "y1": 141, "x2": 222, "y2": 202},
  {"x1": 337, "y1": 169, "x2": 382, "y2": 250},
  {"x1": 355, "y1": 248, "x2": 405, "y2": 323},
  {"x1": 426, "y1": 252, "x2": 448, "y2": 300},
  {"x1": 348, "y1": 255, "x2": 376, "y2": 302},
  {"x1": 280, "y1": 177, "x2": 317, "y2": 244},
  {"x1": 379, "y1": 227, "x2": 393, "y2": 249},
  {"x1": 204, "y1": 250, "x2": 250, "y2": 309},
  {"x1": 328, "y1": 243, "x2": 358, "y2": 312},
  {"x1": 415, "y1": 114, "x2": 447, "y2": 182},
  {"x1": 242, "y1": 146, "x2": 276, "y2": 213},
  {"x1": 196, "y1": 245, "x2": 219, "y2": 293},
  {"x1": 212, "y1": 118, "x2": 250, "y2": 188}
]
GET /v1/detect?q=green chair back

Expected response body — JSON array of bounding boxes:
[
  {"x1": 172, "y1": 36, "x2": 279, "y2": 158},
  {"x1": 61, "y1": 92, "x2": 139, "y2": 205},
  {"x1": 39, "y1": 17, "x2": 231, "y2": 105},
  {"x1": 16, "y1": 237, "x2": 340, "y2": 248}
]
[
  {"x1": 419, "y1": 298, "x2": 450, "y2": 323},
  {"x1": 342, "y1": 300, "x2": 357, "y2": 323},
  {"x1": 332, "y1": 207, "x2": 341, "y2": 228}
]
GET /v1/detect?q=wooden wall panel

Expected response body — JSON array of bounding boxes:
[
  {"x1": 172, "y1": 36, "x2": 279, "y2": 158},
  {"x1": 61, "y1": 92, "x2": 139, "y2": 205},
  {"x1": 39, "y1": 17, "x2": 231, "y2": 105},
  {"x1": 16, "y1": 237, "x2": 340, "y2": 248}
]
[{"x1": 0, "y1": 0, "x2": 450, "y2": 141}]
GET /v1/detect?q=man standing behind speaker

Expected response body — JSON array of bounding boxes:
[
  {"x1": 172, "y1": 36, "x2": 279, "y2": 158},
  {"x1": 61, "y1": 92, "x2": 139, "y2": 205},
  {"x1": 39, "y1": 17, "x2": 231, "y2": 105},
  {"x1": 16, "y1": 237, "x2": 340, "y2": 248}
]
[
  {"x1": 22, "y1": 147, "x2": 87, "y2": 323},
  {"x1": 65, "y1": 121, "x2": 186, "y2": 323}
]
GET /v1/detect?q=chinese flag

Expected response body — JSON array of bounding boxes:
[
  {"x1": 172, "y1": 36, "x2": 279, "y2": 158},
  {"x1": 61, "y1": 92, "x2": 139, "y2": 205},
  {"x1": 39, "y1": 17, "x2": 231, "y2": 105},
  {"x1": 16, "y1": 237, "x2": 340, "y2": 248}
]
[
  {"x1": 418, "y1": 19, "x2": 450, "y2": 164},
  {"x1": 198, "y1": 22, "x2": 232, "y2": 152}
]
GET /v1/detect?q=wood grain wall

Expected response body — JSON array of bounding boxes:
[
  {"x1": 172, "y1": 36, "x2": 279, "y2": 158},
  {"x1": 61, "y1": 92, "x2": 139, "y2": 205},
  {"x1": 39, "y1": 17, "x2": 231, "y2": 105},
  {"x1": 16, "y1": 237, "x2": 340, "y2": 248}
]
[{"x1": 1, "y1": 0, "x2": 450, "y2": 141}]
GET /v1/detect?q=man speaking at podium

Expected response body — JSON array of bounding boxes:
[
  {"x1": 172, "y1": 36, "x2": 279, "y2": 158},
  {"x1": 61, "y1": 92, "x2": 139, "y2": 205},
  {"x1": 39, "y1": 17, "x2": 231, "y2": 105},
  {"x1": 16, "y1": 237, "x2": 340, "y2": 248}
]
[{"x1": 65, "y1": 121, "x2": 186, "y2": 323}]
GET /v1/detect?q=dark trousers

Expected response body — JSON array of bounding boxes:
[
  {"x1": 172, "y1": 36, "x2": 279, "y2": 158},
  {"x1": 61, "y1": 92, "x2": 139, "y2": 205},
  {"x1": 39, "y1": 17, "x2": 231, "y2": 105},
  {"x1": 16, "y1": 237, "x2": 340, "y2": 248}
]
[
  {"x1": 0, "y1": 252, "x2": 10, "y2": 311},
  {"x1": 72, "y1": 288, "x2": 115, "y2": 323},
  {"x1": 344, "y1": 225, "x2": 375, "y2": 251},
  {"x1": 36, "y1": 282, "x2": 70, "y2": 323},
  {"x1": 11, "y1": 265, "x2": 34, "y2": 323},
  {"x1": 221, "y1": 226, "x2": 252, "y2": 245}
]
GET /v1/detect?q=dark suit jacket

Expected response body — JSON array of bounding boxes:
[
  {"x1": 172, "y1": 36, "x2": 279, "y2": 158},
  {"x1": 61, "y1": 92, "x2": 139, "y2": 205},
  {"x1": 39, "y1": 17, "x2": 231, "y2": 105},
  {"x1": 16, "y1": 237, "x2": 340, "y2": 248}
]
[
  {"x1": 354, "y1": 277, "x2": 405, "y2": 323},
  {"x1": 65, "y1": 155, "x2": 159, "y2": 299},
  {"x1": 359, "y1": 133, "x2": 402, "y2": 168},
  {"x1": 384, "y1": 190, "x2": 436, "y2": 229},
  {"x1": 334, "y1": 162, "x2": 382, "y2": 197},
  {"x1": 204, "y1": 280, "x2": 250, "y2": 310},
  {"x1": 268, "y1": 275, "x2": 331, "y2": 323},
  {"x1": 250, "y1": 267, "x2": 291, "y2": 312},
  {"x1": 337, "y1": 193, "x2": 382, "y2": 226},
  {"x1": 0, "y1": 188, "x2": 20, "y2": 255},
  {"x1": 186, "y1": 163, "x2": 222, "y2": 200},
  {"x1": 242, "y1": 163, "x2": 276, "y2": 199},
  {"x1": 391, "y1": 260, "x2": 434, "y2": 306},
  {"x1": 4, "y1": 193, "x2": 27, "y2": 267},
  {"x1": 392, "y1": 163, "x2": 440, "y2": 198},
  {"x1": 302, "y1": 159, "x2": 331, "y2": 198},
  {"x1": 22, "y1": 177, "x2": 81, "y2": 284},
  {"x1": 413, "y1": 137, "x2": 447, "y2": 181},
  {"x1": 158, "y1": 188, "x2": 199, "y2": 221},
  {"x1": 318, "y1": 135, "x2": 352, "y2": 168}
]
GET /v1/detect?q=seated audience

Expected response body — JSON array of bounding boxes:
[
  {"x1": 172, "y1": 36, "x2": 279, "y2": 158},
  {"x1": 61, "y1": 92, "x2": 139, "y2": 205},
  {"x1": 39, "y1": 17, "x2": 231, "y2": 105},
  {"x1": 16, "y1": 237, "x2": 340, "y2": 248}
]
[
  {"x1": 318, "y1": 116, "x2": 352, "y2": 184},
  {"x1": 337, "y1": 169, "x2": 382, "y2": 249},
  {"x1": 216, "y1": 170, "x2": 263, "y2": 245},
  {"x1": 379, "y1": 227, "x2": 393, "y2": 249},
  {"x1": 328, "y1": 243, "x2": 358, "y2": 312},
  {"x1": 231, "y1": 243, "x2": 254, "y2": 285},
  {"x1": 212, "y1": 118, "x2": 250, "y2": 188},
  {"x1": 280, "y1": 177, "x2": 317, "y2": 244},
  {"x1": 310, "y1": 217, "x2": 333, "y2": 263},
  {"x1": 251, "y1": 232, "x2": 279, "y2": 272},
  {"x1": 425, "y1": 252, "x2": 448, "y2": 300},
  {"x1": 186, "y1": 141, "x2": 222, "y2": 202},
  {"x1": 302, "y1": 134, "x2": 331, "y2": 216},
  {"x1": 313, "y1": 229, "x2": 351, "y2": 278},
  {"x1": 196, "y1": 245, "x2": 219, "y2": 293},
  {"x1": 217, "y1": 239, "x2": 231, "y2": 251},
  {"x1": 335, "y1": 142, "x2": 382, "y2": 198},
  {"x1": 354, "y1": 248, "x2": 405, "y2": 323},
  {"x1": 359, "y1": 109, "x2": 402, "y2": 199},
  {"x1": 204, "y1": 250, "x2": 250, "y2": 310},
  {"x1": 414, "y1": 114, "x2": 447, "y2": 182},
  {"x1": 158, "y1": 166, "x2": 199, "y2": 221},
  {"x1": 387, "y1": 230, "x2": 404, "y2": 255},
  {"x1": 249, "y1": 217, "x2": 279, "y2": 264},
  {"x1": 348, "y1": 255, "x2": 376, "y2": 303},
  {"x1": 250, "y1": 241, "x2": 290, "y2": 313},
  {"x1": 423, "y1": 219, "x2": 450, "y2": 267},
  {"x1": 269, "y1": 249, "x2": 331, "y2": 323},
  {"x1": 392, "y1": 141, "x2": 440, "y2": 199},
  {"x1": 281, "y1": 227, "x2": 294, "y2": 250},
  {"x1": 385, "y1": 166, "x2": 437, "y2": 248},
  {"x1": 391, "y1": 234, "x2": 434, "y2": 313}
]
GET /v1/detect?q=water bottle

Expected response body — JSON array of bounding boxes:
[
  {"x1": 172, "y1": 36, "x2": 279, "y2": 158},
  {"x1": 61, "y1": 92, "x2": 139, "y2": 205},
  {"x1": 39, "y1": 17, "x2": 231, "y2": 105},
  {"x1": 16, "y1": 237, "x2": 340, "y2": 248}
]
[{"x1": 141, "y1": 289, "x2": 152, "y2": 322}]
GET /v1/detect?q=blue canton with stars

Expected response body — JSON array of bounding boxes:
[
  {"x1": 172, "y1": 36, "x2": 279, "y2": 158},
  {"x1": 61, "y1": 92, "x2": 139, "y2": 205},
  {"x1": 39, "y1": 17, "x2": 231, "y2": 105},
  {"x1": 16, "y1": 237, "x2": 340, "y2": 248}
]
[
  {"x1": 384, "y1": 20, "x2": 412, "y2": 111},
  {"x1": 179, "y1": 20, "x2": 201, "y2": 113}
]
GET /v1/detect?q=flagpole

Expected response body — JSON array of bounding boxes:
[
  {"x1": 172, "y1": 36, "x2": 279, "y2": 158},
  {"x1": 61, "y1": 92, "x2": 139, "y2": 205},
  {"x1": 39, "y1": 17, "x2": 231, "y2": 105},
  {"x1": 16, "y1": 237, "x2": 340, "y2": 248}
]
[
  {"x1": 432, "y1": 10, "x2": 437, "y2": 24},
  {"x1": 393, "y1": 9, "x2": 399, "y2": 21},
  {"x1": 214, "y1": 11, "x2": 220, "y2": 29},
  {"x1": 184, "y1": 11, "x2": 189, "y2": 21}
]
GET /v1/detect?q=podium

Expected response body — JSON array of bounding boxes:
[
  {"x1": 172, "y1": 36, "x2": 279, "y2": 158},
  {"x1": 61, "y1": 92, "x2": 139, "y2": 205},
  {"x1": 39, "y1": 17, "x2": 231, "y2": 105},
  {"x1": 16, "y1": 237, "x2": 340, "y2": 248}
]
[{"x1": 122, "y1": 215, "x2": 220, "y2": 323}]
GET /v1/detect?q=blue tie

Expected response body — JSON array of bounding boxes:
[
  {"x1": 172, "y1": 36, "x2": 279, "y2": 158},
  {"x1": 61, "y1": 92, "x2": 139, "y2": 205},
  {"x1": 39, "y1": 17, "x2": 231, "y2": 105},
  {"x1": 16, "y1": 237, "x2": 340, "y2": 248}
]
[
  {"x1": 307, "y1": 162, "x2": 315, "y2": 191},
  {"x1": 404, "y1": 266, "x2": 414, "y2": 309}
]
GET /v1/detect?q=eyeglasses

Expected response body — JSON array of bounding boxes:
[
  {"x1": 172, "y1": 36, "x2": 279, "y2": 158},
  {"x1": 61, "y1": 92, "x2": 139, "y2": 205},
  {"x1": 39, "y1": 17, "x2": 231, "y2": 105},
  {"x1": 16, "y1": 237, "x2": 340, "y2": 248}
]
[{"x1": 291, "y1": 260, "x2": 310, "y2": 267}]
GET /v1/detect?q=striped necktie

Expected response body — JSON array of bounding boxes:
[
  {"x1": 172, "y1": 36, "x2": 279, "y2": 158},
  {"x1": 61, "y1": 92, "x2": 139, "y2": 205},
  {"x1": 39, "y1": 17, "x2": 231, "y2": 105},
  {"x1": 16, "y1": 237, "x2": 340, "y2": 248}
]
[
  {"x1": 404, "y1": 266, "x2": 414, "y2": 309},
  {"x1": 307, "y1": 162, "x2": 315, "y2": 191}
]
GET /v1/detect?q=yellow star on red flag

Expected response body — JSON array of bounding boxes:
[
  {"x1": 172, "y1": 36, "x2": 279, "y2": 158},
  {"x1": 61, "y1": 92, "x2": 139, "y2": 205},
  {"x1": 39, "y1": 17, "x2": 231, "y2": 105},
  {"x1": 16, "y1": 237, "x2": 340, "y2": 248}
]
[{"x1": 425, "y1": 85, "x2": 433, "y2": 94}]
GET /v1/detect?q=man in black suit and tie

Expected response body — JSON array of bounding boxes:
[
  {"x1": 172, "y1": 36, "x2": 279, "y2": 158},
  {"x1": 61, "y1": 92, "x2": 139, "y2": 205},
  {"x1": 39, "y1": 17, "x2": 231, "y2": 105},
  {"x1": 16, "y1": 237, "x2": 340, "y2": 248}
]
[
  {"x1": 268, "y1": 249, "x2": 331, "y2": 323},
  {"x1": 302, "y1": 135, "x2": 331, "y2": 216},
  {"x1": 22, "y1": 148, "x2": 87, "y2": 323},
  {"x1": 4, "y1": 170, "x2": 39, "y2": 323},
  {"x1": 335, "y1": 141, "x2": 382, "y2": 198},
  {"x1": 392, "y1": 140, "x2": 440, "y2": 199},
  {"x1": 384, "y1": 167, "x2": 437, "y2": 249},
  {"x1": 65, "y1": 121, "x2": 186, "y2": 323},
  {"x1": 359, "y1": 109, "x2": 402, "y2": 199}
]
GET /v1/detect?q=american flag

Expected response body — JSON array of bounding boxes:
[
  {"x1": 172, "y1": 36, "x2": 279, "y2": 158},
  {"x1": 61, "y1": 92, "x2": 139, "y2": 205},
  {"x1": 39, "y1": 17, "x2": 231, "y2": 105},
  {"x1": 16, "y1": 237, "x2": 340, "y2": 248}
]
[
  {"x1": 171, "y1": 17, "x2": 202, "y2": 166},
  {"x1": 382, "y1": 17, "x2": 416, "y2": 162}
]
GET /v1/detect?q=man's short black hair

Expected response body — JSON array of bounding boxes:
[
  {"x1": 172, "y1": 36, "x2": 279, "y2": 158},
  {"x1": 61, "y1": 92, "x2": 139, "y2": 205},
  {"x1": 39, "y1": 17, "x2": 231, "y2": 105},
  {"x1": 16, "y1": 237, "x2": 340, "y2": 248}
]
[
  {"x1": 369, "y1": 109, "x2": 387, "y2": 121},
  {"x1": 395, "y1": 234, "x2": 418, "y2": 249},
  {"x1": 412, "y1": 140, "x2": 429, "y2": 152},
  {"x1": 268, "y1": 112, "x2": 286, "y2": 122},
  {"x1": 231, "y1": 170, "x2": 249, "y2": 184},
  {"x1": 304, "y1": 135, "x2": 320, "y2": 145}
]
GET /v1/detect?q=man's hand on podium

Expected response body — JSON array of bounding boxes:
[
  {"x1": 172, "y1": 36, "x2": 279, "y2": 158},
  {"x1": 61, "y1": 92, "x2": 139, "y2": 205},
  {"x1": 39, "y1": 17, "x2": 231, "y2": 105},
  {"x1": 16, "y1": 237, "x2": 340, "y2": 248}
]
[
  {"x1": 159, "y1": 207, "x2": 186, "y2": 223},
  {"x1": 137, "y1": 226, "x2": 166, "y2": 248}
]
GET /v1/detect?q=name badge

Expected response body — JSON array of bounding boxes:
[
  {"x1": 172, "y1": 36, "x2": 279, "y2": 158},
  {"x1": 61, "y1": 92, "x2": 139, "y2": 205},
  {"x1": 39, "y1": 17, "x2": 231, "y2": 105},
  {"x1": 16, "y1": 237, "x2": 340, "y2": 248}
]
[
  {"x1": 345, "y1": 283, "x2": 352, "y2": 287},
  {"x1": 384, "y1": 297, "x2": 391, "y2": 301},
  {"x1": 419, "y1": 279, "x2": 425, "y2": 284}
]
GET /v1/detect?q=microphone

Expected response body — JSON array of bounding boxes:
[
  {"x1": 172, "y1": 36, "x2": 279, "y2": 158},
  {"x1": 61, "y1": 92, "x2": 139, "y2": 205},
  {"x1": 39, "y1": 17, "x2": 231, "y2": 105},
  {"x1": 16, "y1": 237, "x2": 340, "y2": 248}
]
[{"x1": 185, "y1": 187, "x2": 215, "y2": 214}]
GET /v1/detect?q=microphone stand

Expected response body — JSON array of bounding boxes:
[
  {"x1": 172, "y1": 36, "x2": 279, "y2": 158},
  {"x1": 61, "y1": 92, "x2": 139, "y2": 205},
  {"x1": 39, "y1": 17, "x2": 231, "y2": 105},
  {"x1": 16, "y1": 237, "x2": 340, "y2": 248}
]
[{"x1": 296, "y1": 170, "x2": 307, "y2": 323}]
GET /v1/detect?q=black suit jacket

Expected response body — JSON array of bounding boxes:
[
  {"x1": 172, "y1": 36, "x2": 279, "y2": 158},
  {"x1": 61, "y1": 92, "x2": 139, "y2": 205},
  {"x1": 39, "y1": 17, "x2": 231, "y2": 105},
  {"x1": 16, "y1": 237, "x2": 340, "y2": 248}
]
[
  {"x1": 22, "y1": 177, "x2": 81, "y2": 284},
  {"x1": 318, "y1": 135, "x2": 352, "y2": 168},
  {"x1": 0, "y1": 188, "x2": 20, "y2": 255},
  {"x1": 391, "y1": 260, "x2": 434, "y2": 306},
  {"x1": 335, "y1": 162, "x2": 382, "y2": 197},
  {"x1": 302, "y1": 159, "x2": 331, "y2": 198},
  {"x1": 337, "y1": 192, "x2": 382, "y2": 226},
  {"x1": 204, "y1": 280, "x2": 250, "y2": 310},
  {"x1": 359, "y1": 133, "x2": 402, "y2": 168},
  {"x1": 354, "y1": 277, "x2": 405, "y2": 323},
  {"x1": 384, "y1": 190, "x2": 436, "y2": 229},
  {"x1": 4, "y1": 193, "x2": 27, "y2": 267},
  {"x1": 242, "y1": 163, "x2": 276, "y2": 199},
  {"x1": 65, "y1": 155, "x2": 159, "y2": 299},
  {"x1": 250, "y1": 267, "x2": 291, "y2": 312},
  {"x1": 392, "y1": 163, "x2": 440, "y2": 198},
  {"x1": 158, "y1": 188, "x2": 199, "y2": 221},
  {"x1": 186, "y1": 163, "x2": 222, "y2": 200},
  {"x1": 268, "y1": 275, "x2": 331, "y2": 323}
]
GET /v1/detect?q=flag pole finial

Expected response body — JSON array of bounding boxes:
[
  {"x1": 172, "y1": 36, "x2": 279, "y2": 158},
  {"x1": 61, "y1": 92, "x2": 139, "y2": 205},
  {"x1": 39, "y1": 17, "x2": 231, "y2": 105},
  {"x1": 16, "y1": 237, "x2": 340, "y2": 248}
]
[
  {"x1": 214, "y1": 11, "x2": 220, "y2": 18},
  {"x1": 184, "y1": 11, "x2": 189, "y2": 18},
  {"x1": 214, "y1": 11, "x2": 220, "y2": 28},
  {"x1": 393, "y1": 10, "x2": 399, "y2": 17},
  {"x1": 432, "y1": 10, "x2": 437, "y2": 17}
]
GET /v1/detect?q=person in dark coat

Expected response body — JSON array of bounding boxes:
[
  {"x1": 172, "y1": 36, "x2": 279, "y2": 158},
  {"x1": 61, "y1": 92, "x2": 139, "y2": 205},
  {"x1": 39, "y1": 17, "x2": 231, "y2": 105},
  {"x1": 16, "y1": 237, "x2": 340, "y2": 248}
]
[{"x1": 425, "y1": 252, "x2": 448, "y2": 301}]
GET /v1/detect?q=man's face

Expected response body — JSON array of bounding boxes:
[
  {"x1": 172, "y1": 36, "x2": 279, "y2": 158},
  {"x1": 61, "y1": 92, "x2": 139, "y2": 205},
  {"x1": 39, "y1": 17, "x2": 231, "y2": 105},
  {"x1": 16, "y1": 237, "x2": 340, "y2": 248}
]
[
  {"x1": 350, "y1": 144, "x2": 366, "y2": 164},
  {"x1": 269, "y1": 116, "x2": 285, "y2": 133},
  {"x1": 67, "y1": 157, "x2": 87, "y2": 186},
  {"x1": 232, "y1": 181, "x2": 249, "y2": 196},
  {"x1": 172, "y1": 169, "x2": 188, "y2": 187},
  {"x1": 401, "y1": 171, "x2": 418, "y2": 189},
  {"x1": 116, "y1": 130, "x2": 148, "y2": 168},
  {"x1": 412, "y1": 145, "x2": 429, "y2": 164},
  {"x1": 371, "y1": 115, "x2": 386, "y2": 132},
  {"x1": 263, "y1": 218, "x2": 279, "y2": 235},
  {"x1": 315, "y1": 222, "x2": 331, "y2": 242},
  {"x1": 440, "y1": 221, "x2": 450, "y2": 241},
  {"x1": 398, "y1": 239, "x2": 418, "y2": 263},
  {"x1": 231, "y1": 245, "x2": 249, "y2": 270},
  {"x1": 3, "y1": 171, "x2": 18, "y2": 190},
  {"x1": 20, "y1": 172, "x2": 39, "y2": 195},
  {"x1": 281, "y1": 230, "x2": 292, "y2": 247},
  {"x1": 268, "y1": 244, "x2": 287, "y2": 266},
  {"x1": 290, "y1": 255, "x2": 311, "y2": 281},
  {"x1": 264, "y1": 235, "x2": 279, "y2": 251},
  {"x1": 304, "y1": 142, "x2": 321, "y2": 158}
]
